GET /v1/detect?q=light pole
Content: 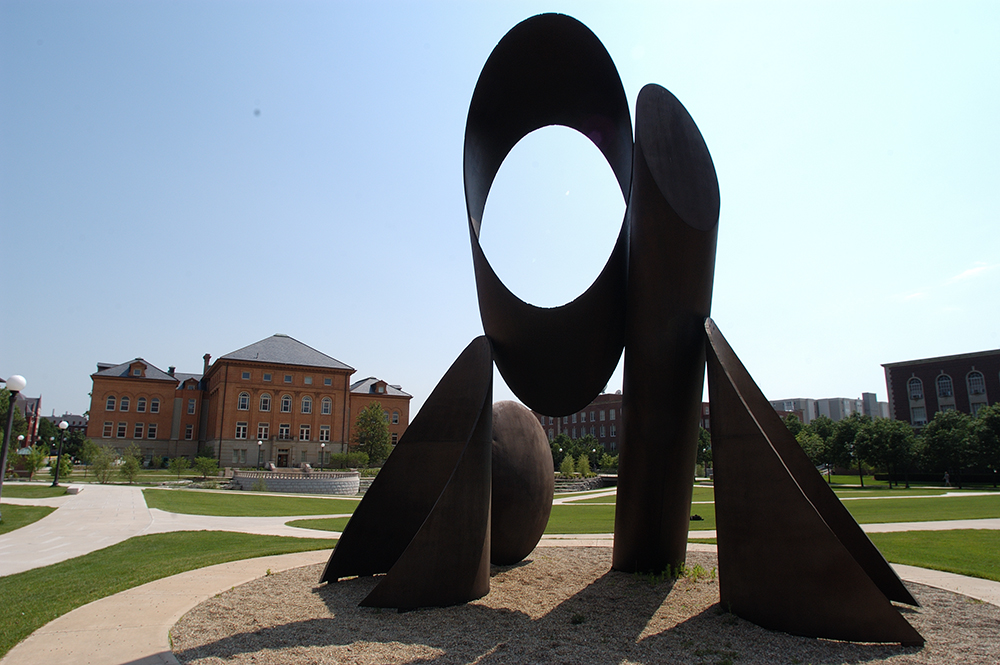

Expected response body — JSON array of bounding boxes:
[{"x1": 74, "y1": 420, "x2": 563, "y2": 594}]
[
  {"x1": 257, "y1": 440, "x2": 262, "y2": 469},
  {"x1": 1, "y1": 374, "x2": 28, "y2": 522},
  {"x1": 321, "y1": 442, "x2": 326, "y2": 470},
  {"x1": 51, "y1": 420, "x2": 69, "y2": 487}
]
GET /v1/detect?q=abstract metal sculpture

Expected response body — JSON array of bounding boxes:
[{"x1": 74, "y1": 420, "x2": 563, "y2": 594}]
[{"x1": 322, "y1": 12, "x2": 923, "y2": 645}]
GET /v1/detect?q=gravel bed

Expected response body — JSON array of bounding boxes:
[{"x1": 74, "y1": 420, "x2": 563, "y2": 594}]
[{"x1": 171, "y1": 547, "x2": 1000, "y2": 664}]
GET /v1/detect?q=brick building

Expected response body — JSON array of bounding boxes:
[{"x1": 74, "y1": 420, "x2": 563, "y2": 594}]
[
  {"x1": 86, "y1": 334, "x2": 411, "y2": 467},
  {"x1": 882, "y1": 349, "x2": 1000, "y2": 427},
  {"x1": 532, "y1": 392, "x2": 623, "y2": 451},
  {"x1": 349, "y1": 377, "x2": 411, "y2": 446}
]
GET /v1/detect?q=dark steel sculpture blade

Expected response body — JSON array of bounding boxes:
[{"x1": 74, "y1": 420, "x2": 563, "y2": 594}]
[
  {"x1": 464, "y1": 13, "x2": 632, "y2": 416},
  {"x1": 613, "y1": 84, "x2": 719, "y2": 574},
  {"x1": 706, "y1": 319, "x2": 923, "y2": 645}
]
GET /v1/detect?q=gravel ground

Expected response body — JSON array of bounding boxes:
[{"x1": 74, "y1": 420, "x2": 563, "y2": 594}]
[{"x1": 171, "y1": 548, "x2": 1000, "y2": 664}]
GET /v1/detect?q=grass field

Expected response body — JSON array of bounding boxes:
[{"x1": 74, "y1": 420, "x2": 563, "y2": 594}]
[
  {"x1": 0, "y1": 505, "x2": 55, "y2": 534},
  {"x1": 867, "y1": 530, "x2": 1000, "y2": 583},
  {"x1": 287, "y1": 516, "x2": 352, "y2": 532},
  {"x1": 0, "y1": 486, "x2": 68, "y2": 499},
  {"x1": 143, "y1": 488, "x2": 359, "y2": 516},
  {"x1": 0, "y1": 531, "x2": 334, "y2": 659},
  {"x1": 844, "y1": 494, "x2": 1000, "y2": 524}
]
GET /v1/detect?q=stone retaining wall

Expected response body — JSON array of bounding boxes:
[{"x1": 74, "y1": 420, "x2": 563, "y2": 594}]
[{"x1": 232, "y1": 470, "x2": 360, "y2": 495}]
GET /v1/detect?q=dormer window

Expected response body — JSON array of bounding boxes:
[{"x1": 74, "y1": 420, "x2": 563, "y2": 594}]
[{"x1": 132, "y1": 368, "x2": 141, "y2": 376}]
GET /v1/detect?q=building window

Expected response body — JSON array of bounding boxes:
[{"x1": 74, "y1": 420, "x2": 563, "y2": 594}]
[
  {"x1": 280, "y1": 395, "x2": 292, "y2": 412},
  {"x1": 391, "y1": 432, "x2": 398, "y2": 445},
  {"x1": 600, "y1": 425, "x2": 606, "y2": 437},
  {"x1": 257, "y1": 423, "x2": 269, "y2": 440},
  {"x1": 137, "y1": 397, "x2": 147, "y2": 413},
  {"x1": 106, "y1": 396, "x2": 116, "y2": 411},
  {"x1": 319, "y1": 425, "x2": 330, "y2": 442},
  {"x1": 610, "y1": 424, "x2": 617, "y2": 437},
  {"x1": 590, "y1": 426, "x2": 595, "y2": 436},
  {"x1": 242, "y1": 371, "x2": 251, "y2": 380},
  {"x1": 103, "y1": 422, "x2": 113, "y2": 438},
  {"x1": 235, "y1": 422, "x2": 248, "y2": 439},
  {"x1": 383, "y1": 410, "x2": 390, "y2": 422},
  {"x1": 968, "y1": 371, "x2": 986, "y2": 396},
  {"x1": 188, "y1": 398, "x2": 196, "y2": 415},
  {"x1": 185, "y1": 424, "x2": 194, "y2": 440},
  {"x1": 321, "y1": 397, "x2": 332, "y2": 415},
  {"x1": 610, "y1": 409, "x2": 616, "y2": 420},
  {"x1": 151, "y1": 398, "x2": 160, "y2": 414},
  {"x1": 133, "y1": 368, "x2": 141, "y2": 376},
  {"x1": 120, "y1": 396, "x2": 130, "y2": 412},
  {"x1": 117, "y1": 422, "x2": 127, "y2": 438},
  {"x1": 134, "y1": 423, "x2": 144, "y2": 439},
  {"x1": 940, "y1": 404, "x2": 956, "y2": 412},
  {"x1": 907, "y1": 378, "x2": 923, "y2": 401},
  {"x1": 937, "y1": 375, "x2": 953, "y2": 398},
  {"x1": 147, "y1": 423, "x2": 157, "y2": 439},
  {"x1": 263, "y1": 373, "x2": 272, "y2": 382},
  {"x1": 278, "y1": 424, "x2": 291, "y2": 440},
  {"x1": 972, "y1": 402, "x2": 985, "y2": 417},
  {"x1": 590, "y1": 411, "x2": 595, "y2": 422},
  {"x1": 392, "y1": 411, "x2": 400, "y2": 424},
  {"x1": 563, "y1": 416, "x2": 568, "y2": 424},
  {"x1": 600, "y1": 410, "x2": 606, "y2": 421},
  {"x1": 547, "y1": 429, "x2": 553, "y2": 440},
  {"x1": 299, "y1": 425, "x2": 310, "y2": 441},
  {"x1": 233, "y1": 448, "x2": 247, "y2": 465},
  {"x1": 571, "y1": 427, "x2": 577, "y2": 438},
  {"x1": 571, "y1": 413, "x2": 577, "y2": 423},
  {"x1": 301, "y1": 396, "x2": 312, "y2": 414},
  {"x1": 305, "y1": 377, "x2": 313, "y2": 385},
  {"x1": 237, "y1": 392, "x2": 250, "y2": 410},
  {"x1": 259, "y1": 393, "x2": 271, "y2": 411},
  {"x1": 911, "y1": 406, "x2": 927, "y2": 427},
  {"x1": 324, "y1": 377, "x2": 332, "y2": 386},
  {"x1": 284, "y1": 374, "x2": 292, "y2": 383}
]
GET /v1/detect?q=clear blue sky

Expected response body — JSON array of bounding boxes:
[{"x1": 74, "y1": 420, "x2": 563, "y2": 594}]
[{"x1": 2, "y1": 1, "x2": 998, "y2": 418}]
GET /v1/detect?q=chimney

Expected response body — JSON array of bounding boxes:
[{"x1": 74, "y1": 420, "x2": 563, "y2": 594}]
[
  {"x1": 167, "y1": 366, "x2": 175, "y2": 376},
  {"x1": 203, "y1": 354, "x2": 211, "y2": 375}
]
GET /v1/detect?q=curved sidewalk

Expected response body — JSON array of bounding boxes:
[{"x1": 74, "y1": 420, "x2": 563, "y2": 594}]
[{"x1": 4, "y1": 542, "x2": 1000, "y2": 665}]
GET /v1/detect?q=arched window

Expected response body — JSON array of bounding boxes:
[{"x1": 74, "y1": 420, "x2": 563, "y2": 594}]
[
  {"x1": 106, "y1": 396, "x2": 116, "y2": 411},
  {"x1": 936, "y1": 375, "x2": 953, "y2": 398},
  {"x1": 968, "y1": 371, "x2": 986, "y2": 396},
  {"x1": 136, "y1": 397, "x2": 147, "y2": 413},
  {"x1": 120, "y1": 396, "x2": 130, "y2": 412},
  {"x1": 383, "y1": 410, "x2": 390, "y2": 422},
  {"x1": 259, "y1": 393, "x2": 271, "y2": 412},
  {"x1": 280, "y1": 395, "x2": 292, "y2": 413},
  {"x1": 301, "y1": 396, "x2": 312, "y2": 414},
  {"x1": 907, "y1": 377, "x2": 923, "y2": 401},
  {"x1": 321, "y1": 397, "x2": 332, "y2": 415},
  {"x1": 392, "y1": 411, "x2": 400, "y2": 424},
  {"x1": 150, "y1": 398, "x2": 160, "y2": 413},
  {"x1": 237, "y1": 392, "x2": 250, "y2": 410}
]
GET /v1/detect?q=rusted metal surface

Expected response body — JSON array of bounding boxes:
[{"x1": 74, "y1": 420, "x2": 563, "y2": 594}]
[
  {"x1": 464, "y1": 13, "x2": 631, "y2": 417},
  {"x1": 613, "y1": 83, "x2": 720, "y2": 575},
  {"x1": 490, "y1": 400, "x2": 554, "y2": 565},
  {"x1": 706, "y1": 319, "x2": 923, "y2": 645},
  {"x1": 320, "y1": 337, "x2": 493, "y2": 609}
]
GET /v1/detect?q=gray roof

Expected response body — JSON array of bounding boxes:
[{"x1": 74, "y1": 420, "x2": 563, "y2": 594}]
[
  {"x1": 350, "y1": 376, "x2": 411, "y2": 397},
  {"x1": 220, "y1": 334, "x2": 354, "y2": 371},
  {"x1": 173, "y1": 372, "x2": 202, "y2": 385},
  {"x1": 92, "y1": 359, "x2": 178, "y2": 382}
]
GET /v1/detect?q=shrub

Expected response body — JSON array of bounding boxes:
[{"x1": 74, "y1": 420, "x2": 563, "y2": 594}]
[
  {"x1": 576, "y1": 454, "x2": 592, "y2": 477},
  {"x1": 193, "y1": 456, "x2": 219, "y2": 479},
  {"x1": 119, "y1": 444, "x2": 142, "y2": 484},
  {"x1": 169, "y1": 456, "x2": 191, "y2": 479},
  {"x1": 47, "y1": 455, "x2": 73, "y2": 480},
  {"x1": 599, "y1": 453, "x2": 618, "y2": 471},
  {"x1": 91, "y1": 446, "x2": 116, "y2": 484},
  {"x1": 559, "y1": 455, "x2": 576, "y2": 478},
  {"x1": 149, "y1": 455, "x2": 164, "y2": 470}
]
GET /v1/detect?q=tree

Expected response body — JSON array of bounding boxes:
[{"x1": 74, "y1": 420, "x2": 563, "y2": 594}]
[
  {"x1": 62, "y1": 430, "x2": 88, "y2": 461},
  {"x1": 193, "y1": 456, "x2": 219, "y2": 479},
  {"x1": 805, "y1": 415, "x2": 837, "y2": 444},
  {"x1": 352, "y1": 401, "x2": 392, "y2": 466},
  {"x1": 804, "y1": 415, "x2": 837, "y2": 482},
  {"x1": 36, "y1": 417, "x2": 59, "y2": 446},
  {"x1": 119, "y1": 444, "x2": 142, "y2": 485},
  {"x1": 599, "y1": 453, "x2": 618, "y2": 471},
  {"x1": 795, "y1": 430, "x2": 825, "y2": 467},
  {"x1": 48, "y1": 454, "x2": 73, "y2": 481},
  {"x1": 559, "y1": 455, "x2": 575, "y2": 478},
  {"x1": 697, "y1": 427, "x2": 712, "y2": 470},
  {"x1": 921, "y1": 410, "x2": 974, "y2": 488},
  {"x1": 972, "y1": 403, "x2": 1000, "y2": 487},
  {"x1": 0, "y1": 388, "x2": 27, "y2": 443},
  {"x1": 79, "y1": 439, "x2": 100, "y2": 478},
  {"x1": 856, "y1": 418, "x2": 916, "y2": 488},
  {"x1": 22, "y1": 445, "x2": 48, "y2": 480},
  {"x1": 550, "y1": 433, "x2": 572, "y2": 469},
  {"x1": 169, "y1": 456, "x2": 191, "y2": 479},
  {"x1": 783, "y1": 414, "x2": 803, "y2": 436},
  {"x1": 576, "y1": 434, "x2": 603, "y2": 471},
  {"x1": 91, "y1": 445, "x2": 115, "y2": 483},
  {"x1": 576, "y1": 453, "x2": 592, "y2": 477},
  {"x1": 830, "y1": 413, "x2": 872, "y2": 487}
]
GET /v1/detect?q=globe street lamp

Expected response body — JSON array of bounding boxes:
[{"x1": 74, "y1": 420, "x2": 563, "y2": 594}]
[
  {"x1": 1, "y1": 374, "x2": 28, "y2": 522},
  {"x1": 321, "y1": 442, "x2": 326, "y2": 470},
  {"x1": 51, "y1": 420, "x2": 69, "y2": 487},
  {"x1": 257, "y1": 440, "x2": 262, "y2": 469}
]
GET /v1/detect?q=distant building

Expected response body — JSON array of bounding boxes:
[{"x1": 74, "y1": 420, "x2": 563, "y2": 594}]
[
  {"x1": 882, "y1": 349, "x2": 1000, "y2": 426},
  {"x1": 349, "y1": 377, "x2": 411, "y2": 447},
  {"x1": 12, "y1": 394, "x2": 42, "y2": 445},
  {"x1": 769, "y1": 394, "x2": 889, "y2": 424},
  {"x1": 43, "y1": 413, "x2": 88, "y2": 434},
  {"x1": 86, "y1": 334, "x2": 411, "y2": 467},
  {"x1": 531, "y1": 392, "x2": 623, "y2": 452}
]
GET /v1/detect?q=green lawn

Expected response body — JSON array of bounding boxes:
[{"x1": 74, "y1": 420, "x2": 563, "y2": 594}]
[
  {"x1": 0, "y1": 486, "x2": 68, "y2": 499},
  {"x1": 0, "y1": 531, "x2": 334, "y2": 659},
  {"x1": 0, "y1": 505, "x2": 55, "y2": 535},
  {"x1": 567, "y1": 486, "x2": 716, "y2": 504},
  {"x1": 844, "y1": 495, "x2": 1000, "y2": 524},
  {"x1": 143, "y1": 488, "x2": 359, "y2": 516},
  {"x1": 867, "y1": 530, "x2": 1000, "y2": 583},
  {"x1": 544, "y1": 504, "x2": 718, "y2": 534},
  {"x1": 287, "y1": 516, "x2": 352, "y2": 532}
]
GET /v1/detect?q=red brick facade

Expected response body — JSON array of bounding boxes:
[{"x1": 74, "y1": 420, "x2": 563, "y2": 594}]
[{"x1": 883, "y1": 349, "x2": 1000, "y2": 426}]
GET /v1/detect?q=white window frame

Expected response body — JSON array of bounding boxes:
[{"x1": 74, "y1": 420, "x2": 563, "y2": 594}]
[
  {"x1": 237, "y1": 392, "x2": 250, "y2": 411},
  {"x1": 106, "y1": 396, "x2": 116, "y2": 411}
]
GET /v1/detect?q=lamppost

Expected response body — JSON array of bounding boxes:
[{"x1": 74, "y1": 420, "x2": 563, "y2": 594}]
[
  {"x1": 1, "y1": 374, "x2": 28, "y2": 522},
  {"x1": 51, "y1": 420, "x2": 69, "y2": 487},
  {"x1": 257, "y1": 440, "x2": 262, "y2": 469},
  {"x1": 321, "y1": 442, "x2": 326, "y2": 470}
]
